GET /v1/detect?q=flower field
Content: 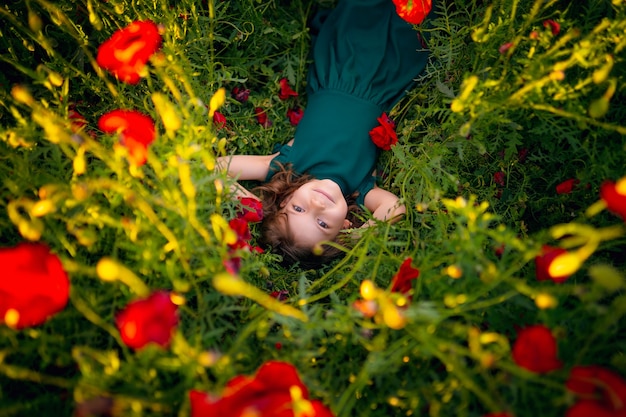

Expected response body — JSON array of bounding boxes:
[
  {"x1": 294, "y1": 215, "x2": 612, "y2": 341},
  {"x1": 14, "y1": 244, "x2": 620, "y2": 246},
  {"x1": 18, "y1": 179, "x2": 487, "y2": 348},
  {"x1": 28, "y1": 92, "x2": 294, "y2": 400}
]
[{"x1": 1, "y1": 0, "x2": 625, "y2": 416}]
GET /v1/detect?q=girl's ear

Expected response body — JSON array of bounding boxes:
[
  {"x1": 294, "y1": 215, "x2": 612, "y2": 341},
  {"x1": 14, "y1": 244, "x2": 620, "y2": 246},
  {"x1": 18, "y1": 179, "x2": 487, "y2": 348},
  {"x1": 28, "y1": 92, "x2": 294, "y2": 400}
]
[{"x1": 343, "y1": 219, "x2": 353, "y2": 229}]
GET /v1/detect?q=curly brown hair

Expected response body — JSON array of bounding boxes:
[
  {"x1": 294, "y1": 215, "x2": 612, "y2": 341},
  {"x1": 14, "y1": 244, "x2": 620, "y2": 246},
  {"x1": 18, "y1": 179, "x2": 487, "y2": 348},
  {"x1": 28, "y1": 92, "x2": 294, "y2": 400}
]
[{"x1": 253, "y1": 163, "x2": 360, "y2": 269}]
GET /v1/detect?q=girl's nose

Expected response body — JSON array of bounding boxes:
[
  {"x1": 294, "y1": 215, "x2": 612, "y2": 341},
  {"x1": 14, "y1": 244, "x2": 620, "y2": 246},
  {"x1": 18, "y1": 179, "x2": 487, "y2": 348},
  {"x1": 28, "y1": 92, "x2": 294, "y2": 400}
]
[{"x1": 311, "y1": 196, "x2": 326, "y2": 208}]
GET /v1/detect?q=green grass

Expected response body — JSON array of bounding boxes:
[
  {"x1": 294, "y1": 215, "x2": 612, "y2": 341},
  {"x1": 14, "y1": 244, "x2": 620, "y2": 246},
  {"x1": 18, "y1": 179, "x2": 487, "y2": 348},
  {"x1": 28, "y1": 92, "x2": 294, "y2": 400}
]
[{"x1": 1, "y1": 0, "x2": 625, "y2": 416}]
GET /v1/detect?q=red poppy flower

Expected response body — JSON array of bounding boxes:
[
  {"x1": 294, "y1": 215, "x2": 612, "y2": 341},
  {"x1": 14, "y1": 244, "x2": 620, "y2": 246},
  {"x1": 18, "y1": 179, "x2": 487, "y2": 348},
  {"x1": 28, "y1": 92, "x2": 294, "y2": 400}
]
[
  {"x1": 0, "y1": 242, "x2": 70, "y2": 329},
  {"x1": 511, "y1": 324, "x2": 562, "y2": 373},
  {"x1": 232, "y1": 87, "x2": 250, "y2": 103},
  {"x1": 254, "y1": 107, "x2": 272, "y2": 128},
  {"x1": 223, "y1": 257, "x2": 242, "y2": 275},
  {"x1": 270, "y1": 290, "x2": 289, "y2": 301},
  {"x1": 213, "y1": 110, "x2": 227, "y2": 130},
  {"x1": 392, "y1": 0, "x2": 432, "y2": 25},
  {"x1": 543, "y1": 19, "x2": 561, "y2": 35},
  {"x1": 68, "y1": 107, "x2": 88, "y2": 132},
  {"x1": 499, "y1": 42, "x2": 514, "y2": 54},
  {"x1": 228, "y1": 218, "x2": 253, "y2": 251},
  {"x1": 566, "y1": 365, "x2": 626, "y2": 417},
  {"x1": 390, "y1": 258, "x2": 420, "y2": 295},
  {"x1": 287, "y1": 107, "x2": 304, "y2": 126},
  {"x1": 535, "y1": 245, "x2": 570, "y2": 283},
  {"x1": 353, "y1": 299, "x2": 379, "y2": 318},
  {"x1": 115, "y1": 291, "x2": 179, "y2": 350},
  {"x1": 96, "y1": 20, "x2": 162, "y2": 84},
  {"x1": 518, "y1": 148, "x2": 529, "y2": 163},
  {"x1": 556, "y1": 178, "x2": 580, "y2": 195},
  {"x1": 494, "y1": 171, "x2": 506, "y2": 187},
  {"x1": 189, "y1": 361, "x2": 334, "y2": 417},
  {"x1": 278, "y1": 78, "x2": 298, "y2": 100},
  {"x1": 237, "y1": 197, "x2": 263, "y2": 223},
  {"x1": 369, "y1": 113, "x2": 398, "y2": 150},
  {"x1": 567, "y1": 400, "x2": 626, "y2": 417},
  {"x1": 98, "y1": 109, "x2": 156, "y2": 166},
  {"x1": 600, "y1": 177, "x2": 626, "y2": 222}
]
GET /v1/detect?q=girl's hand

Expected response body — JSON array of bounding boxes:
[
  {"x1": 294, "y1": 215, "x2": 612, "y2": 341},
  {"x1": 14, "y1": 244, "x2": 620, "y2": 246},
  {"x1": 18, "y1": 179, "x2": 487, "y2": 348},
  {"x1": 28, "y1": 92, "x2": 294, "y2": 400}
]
[{"x1": 362, "y1": 185, "x2": 406, "y2": 227}]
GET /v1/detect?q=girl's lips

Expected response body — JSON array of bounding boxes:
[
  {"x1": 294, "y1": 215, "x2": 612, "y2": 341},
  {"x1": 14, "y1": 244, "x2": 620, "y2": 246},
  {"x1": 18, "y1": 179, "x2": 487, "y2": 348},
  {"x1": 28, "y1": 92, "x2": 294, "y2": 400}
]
[{"x1": 315, "y1": 189, "x2": 335, "y2": 204}]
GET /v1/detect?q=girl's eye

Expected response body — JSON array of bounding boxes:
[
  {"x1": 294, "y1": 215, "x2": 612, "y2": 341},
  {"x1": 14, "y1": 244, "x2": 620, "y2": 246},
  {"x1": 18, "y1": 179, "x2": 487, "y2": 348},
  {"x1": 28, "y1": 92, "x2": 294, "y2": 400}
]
[
  {"x1": 293, "y1": 205, "x2": 304, "y2": 213},
  {"x1": 317, "y1": 219, "x2": 329, "y2": 229}
]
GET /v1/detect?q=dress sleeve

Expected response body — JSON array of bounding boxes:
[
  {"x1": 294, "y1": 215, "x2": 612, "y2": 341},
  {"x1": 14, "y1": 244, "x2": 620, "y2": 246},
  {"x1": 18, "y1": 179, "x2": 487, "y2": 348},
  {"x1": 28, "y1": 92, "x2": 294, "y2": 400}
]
[
  {"x1": 355, "y1": 175, "x2": 376, "y2": 207},
  {"x1": 265, "y1": 143, "x2": 293, "y2": 182}
]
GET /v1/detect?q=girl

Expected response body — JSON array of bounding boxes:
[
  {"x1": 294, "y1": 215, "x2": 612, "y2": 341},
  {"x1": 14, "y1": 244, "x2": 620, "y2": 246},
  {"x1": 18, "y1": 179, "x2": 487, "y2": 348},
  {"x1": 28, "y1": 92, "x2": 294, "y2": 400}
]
[{"x1": 218, "y1": 0, "x2": 433, "y2": 268}]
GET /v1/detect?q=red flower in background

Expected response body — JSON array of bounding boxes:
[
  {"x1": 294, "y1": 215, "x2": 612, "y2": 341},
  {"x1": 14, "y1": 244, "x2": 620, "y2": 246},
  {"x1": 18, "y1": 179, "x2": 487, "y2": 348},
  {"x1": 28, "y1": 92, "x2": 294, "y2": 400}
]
[
  {"x1": 483, "y1": 413, "x2": 514, "y2": 417},
  {"x1": 287, "y1": 107, "x2": 304, "y2": 126},
  {"x1": 254, "y1": 107, "x2": 272, "y2": 128},
  {"x1": 566, "y1": 365, "x2": 626, "y2": 417},
  {"x1": 511, "y1": 324, "x2": 562, "y2": 373},
  {"x1": 556, "y1": 178, "x2": 580, "y2": 195},
  {"x1": 369, "y1": 113, "x2": 398, "y2": 150},
  {"x1": 392, "y1": 0, "x2": 432, "y2": 25},
  {"x1": 98, "y1": 109, "x2": 156, "y2": 166},
  {"x1": 390, "y1": 258, "x2": 420, "y2": 295},
  {"x1": 189, "y1": 361, "x2": 335, "y2": 417},
  {"x1": 96, "y1": 20, "x2": 162, "y2": 84},
  {"x1": 231, "y1": 86, "x2": 250, "y2": 103},
  {"x1": 517, "y1": 148, "x2": 529, "y2": 163},
  {"x1": 213, "y1": 110, "x2": 227, "y2": 130},
  {"x1": 494, "y1": 171, "x2": 506, "y2": 187},
  {"x1": 499, "y1": 42, "x2": 514, "y2": 54},
  {"x1": 115, "y1": 291, "x2": 179, "y2": 350},
  {"x1": 0, "y1": 242, "x2": 70, "y2": 329},
  {"x1": 600, "y1": 177, "x2": 626, "y2": 222},
  {"x1": 535, "y1": 245, "x2": 570, "y2": 283},
  {"x1": 237, "y1": 197, "x2": 263, "y2": 223},
  {"x1": 543, "y1": 19, "x2": 561, "y2": 35},
  {"x1": 68, "y1": 107, "x2": 88, "y2": 132},
  {"x1": 278, "y1": 78, "x2": 298, "y2": 100},
  {"x1": 228, "y1": 218, "x2": 252, "y2": 250}
]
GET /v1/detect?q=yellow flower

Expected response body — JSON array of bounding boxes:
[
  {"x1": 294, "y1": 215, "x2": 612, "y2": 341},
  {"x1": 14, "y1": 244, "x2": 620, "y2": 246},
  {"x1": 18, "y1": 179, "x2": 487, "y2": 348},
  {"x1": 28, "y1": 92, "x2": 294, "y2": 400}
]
[
  {"x1": 535, "y1": 293, "x2": 558, "y2": 310},
  {"x1": 209, "y1": 87, "x2": 226, "y2": 118}
]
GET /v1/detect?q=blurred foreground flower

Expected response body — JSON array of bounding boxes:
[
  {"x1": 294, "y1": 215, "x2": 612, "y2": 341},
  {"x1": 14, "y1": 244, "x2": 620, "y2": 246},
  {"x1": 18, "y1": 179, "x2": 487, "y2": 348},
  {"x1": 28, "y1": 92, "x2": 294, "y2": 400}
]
[
  {"x1": 392, "y1": 0, "x2": 432, "y2": 25},
  {"x1": 115, "y1": 291, "x2": 179, "y2": 350},
  {"x1": 566, "y1": 365, "x2": 626, "y2": 417},
  {"x1": 278, "y1": 78, "x2": 298, "y2": 100},
  {"x1": 369, "y1": 113, "x2": 397, "y2": 151},
  {"x1": 189, "y1": 361, "x2": 334, "y2": 417},
  {"x1": 354, "y1": 258, "x2": 419, "y2": 330},
  {"x1": 96, "y1": 20, "x2": 162, "y2": 84},
  {"x1": 535, "y1": 245, "x2": 571, "y2": 283},
  {"x1": 600, "y1": 176, "x2": 626, "y2": 222},
  {"x1": 98, "y1": 109, "x2": 156, "y2": 166},
  {"x1": 511, "y1": 324, "x2": 562, "y2": 373},
  {"x1": 0, "y1": 242, "x2": 69, "y2": 329}
]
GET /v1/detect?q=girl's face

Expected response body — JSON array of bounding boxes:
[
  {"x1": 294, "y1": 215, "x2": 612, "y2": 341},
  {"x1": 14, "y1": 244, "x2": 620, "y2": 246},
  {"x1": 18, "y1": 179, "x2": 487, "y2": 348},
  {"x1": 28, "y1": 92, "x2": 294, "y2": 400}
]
[{"x1": 280, "y1": 179, "x2": 350, "y2": 248}]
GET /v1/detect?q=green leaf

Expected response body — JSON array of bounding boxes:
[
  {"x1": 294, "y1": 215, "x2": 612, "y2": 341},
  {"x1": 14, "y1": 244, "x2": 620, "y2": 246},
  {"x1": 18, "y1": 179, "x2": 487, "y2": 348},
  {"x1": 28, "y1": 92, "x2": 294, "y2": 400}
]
[{"x1": 589, "y1": 264, "x2": 625, "y2": 292}]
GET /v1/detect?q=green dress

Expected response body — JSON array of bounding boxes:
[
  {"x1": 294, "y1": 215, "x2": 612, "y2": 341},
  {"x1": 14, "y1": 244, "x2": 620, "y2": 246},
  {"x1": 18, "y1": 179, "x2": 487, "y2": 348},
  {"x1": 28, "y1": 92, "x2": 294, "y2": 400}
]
[{"x1": 268, "y1": 0, "x2": 432, "y2": 205}]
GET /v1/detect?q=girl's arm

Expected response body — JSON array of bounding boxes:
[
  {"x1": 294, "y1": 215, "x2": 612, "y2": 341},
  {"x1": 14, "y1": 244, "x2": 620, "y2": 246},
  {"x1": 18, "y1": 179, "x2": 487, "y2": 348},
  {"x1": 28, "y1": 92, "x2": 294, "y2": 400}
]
[
  {"x1": 361, "y1": 185, "x2": 406, "y2": 228},
  {"x1": 216, "y1": 154, "x2": 276, "y2": 200},
  {"x1": 216, "y1": 139, "x2": 293, "y2": 199}
]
